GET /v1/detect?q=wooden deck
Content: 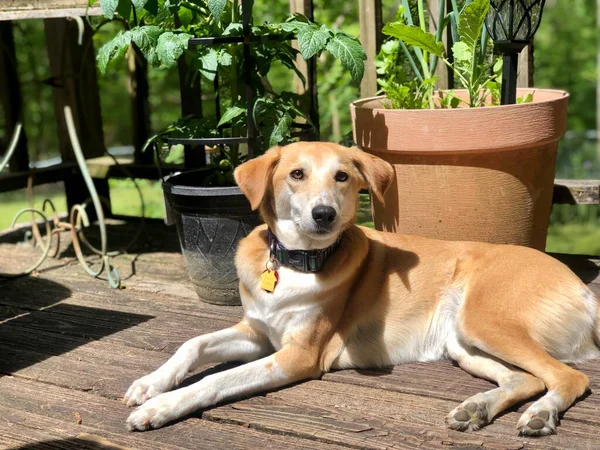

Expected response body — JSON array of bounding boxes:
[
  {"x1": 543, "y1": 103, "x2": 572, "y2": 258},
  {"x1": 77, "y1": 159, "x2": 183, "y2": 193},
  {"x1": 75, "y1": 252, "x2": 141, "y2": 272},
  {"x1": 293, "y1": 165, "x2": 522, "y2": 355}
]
[{"x1": 1, "y1": 219, "x2": 600, "y2": 450}]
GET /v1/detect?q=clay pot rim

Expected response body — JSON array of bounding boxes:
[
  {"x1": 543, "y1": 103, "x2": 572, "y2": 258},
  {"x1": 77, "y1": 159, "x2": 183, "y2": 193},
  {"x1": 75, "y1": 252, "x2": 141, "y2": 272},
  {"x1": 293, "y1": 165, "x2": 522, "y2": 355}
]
[{"x1": 351, "y1": 88, "x2": 569, "y2": 113}]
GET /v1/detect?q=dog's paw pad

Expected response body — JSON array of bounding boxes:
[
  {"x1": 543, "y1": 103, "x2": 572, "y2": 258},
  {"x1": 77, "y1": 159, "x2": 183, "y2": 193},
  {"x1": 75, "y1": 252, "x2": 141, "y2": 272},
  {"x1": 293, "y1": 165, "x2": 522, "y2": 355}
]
[
  {"x1": 517, "y1": 409, "x2": 557, "y2": 437},
  {"x1": 446, "y1": 401, "x2": 488, "y2": 432}
]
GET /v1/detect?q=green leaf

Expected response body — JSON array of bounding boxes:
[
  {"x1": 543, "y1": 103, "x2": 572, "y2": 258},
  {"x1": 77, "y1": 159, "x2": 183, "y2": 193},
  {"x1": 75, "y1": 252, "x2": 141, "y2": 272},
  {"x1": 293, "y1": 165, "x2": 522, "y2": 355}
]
[
  {"x1": 116, "y1": 0, "x2": 131, "y2": 19},
  {"x1": 165, "y1": 144, "x2": 185, "y2": 164},
  {"x1": 458, "y1": 0, "x2": 489, "y2": 50},
  {"x1": 131, "y1": 0, "x2": 147, "y2": 10},
  {"x1": 382, "y1": 23, "x2": 445, "y2": 57},
  {"x1": 198, "y1": 48, "x2": 218, "y2": 80},
  {"x1": 129, "y1": 26, "x2": 162, "y2": 65},
  {"x1": 297, "y1": 25, "x2": 330, "y2": 60},
  {"x1": 178, "y1": 6, "x2": 193, "y2": 26},
  {"x1": 155, "y1": 32, "x2": 192, "y2": 68},
  {"x1": 217, "y1": 106, "x2": 246, "y2": 127},
  {"x1": 207, "y1": 0, "x2": 227, "y2": 21},
  {"x1": 517, "y1": 92, "x2": 534, "y2": 104},
  {"x1": 100, "y1": 0, "x2": 119, "y2": 19},
  {"x1": 452, "y1": 41, "x2": 470, "y2": 63},
  {"x1": 268, "y1": 112, "x2": 293, "y2": 146},
  {"x1": 96, "y1": 30, "x2": 132, "y2": 73},
  {"x1": 144, "y1": 0, "x2": 158, "y2": 15},
  {"x1": 325, "y1": 33, "x2": 366, "y2": 85},
  {"x1": 280, "y1": 20, "x2": 314, "y2": 35},
  {"x1": 222, "y1": 23, "x2": 243, "y2": 36},
  {"x1": 217, "y1": 50, "x2": 232, "y2": 66}
]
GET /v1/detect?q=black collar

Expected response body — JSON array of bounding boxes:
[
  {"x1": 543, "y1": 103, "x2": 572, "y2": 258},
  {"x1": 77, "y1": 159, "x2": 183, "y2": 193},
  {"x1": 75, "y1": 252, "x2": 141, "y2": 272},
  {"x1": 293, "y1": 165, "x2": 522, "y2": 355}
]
[{"x1": 268, "y1": 229, "x2": 342, "y2": 273}]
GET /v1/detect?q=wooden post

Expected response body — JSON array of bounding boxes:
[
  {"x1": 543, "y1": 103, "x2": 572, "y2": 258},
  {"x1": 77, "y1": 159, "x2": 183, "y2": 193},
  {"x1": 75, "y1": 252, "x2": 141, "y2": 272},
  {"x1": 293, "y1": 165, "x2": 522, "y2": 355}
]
[
  {"x1": 289, "y1": 0, "x2": 319, "y2": 137},
  {"x1": 0, "y1": 21, "x2": 29, "y2": 172},
  {"x1": 358, "y1": 0, "x2": 382, "y2": 98},
  {"x1": 517, "y1": 42, "x2": 534, "y2": 88},
  {"x1": 174, "y1": 14, "x2": 205, "y2": 168},
  {"x1": 128, "y1": 45, "x2": 152, "y2": 164},
  {"x1": 428, "y1": 0, "x2": 453, "y2": 89},
  {"x1": 44, "y1": 17, "x2": 110, "y2": 217}
]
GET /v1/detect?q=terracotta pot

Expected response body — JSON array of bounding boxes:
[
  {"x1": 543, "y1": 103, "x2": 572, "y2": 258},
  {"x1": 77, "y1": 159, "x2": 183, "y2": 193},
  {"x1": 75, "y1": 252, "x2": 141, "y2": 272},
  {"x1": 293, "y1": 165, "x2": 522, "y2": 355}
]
[{"x1": 351, "y1": 89, "x2": 569, "y2": 250}]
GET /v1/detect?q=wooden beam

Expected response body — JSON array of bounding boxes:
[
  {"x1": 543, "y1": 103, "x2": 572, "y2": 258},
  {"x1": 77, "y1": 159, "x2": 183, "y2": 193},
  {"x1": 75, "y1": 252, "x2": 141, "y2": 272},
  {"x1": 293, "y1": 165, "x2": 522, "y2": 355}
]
[
  {"x1": 44, "y1": 17, "x2": 109, "y2": 216},
  {"x1": 174, "y1": 14, "x2": 205, "y2": 169},
  {"x1": 0, "y1": 21, "x2": 29, "y2": 172},
  {"x1": 358, "y1": 0, "x2": 382, "y2": 98},
  {"x1": 428, "y1": 0, "x2": 453, "y2": 90},
  {"x1": 0, "y1": 1, "x2": 102, "y2": 21},
  {"x1": 128, "y1": 45, "x2": 152, "y2": 164},
  {"x1": 0, "y1": 162, "x2": 76, "y2": 192},
  {"x1": 553, "y1": 179, "x2": 600, "y2": 205},
  {"x1": 44, "y1": 17, "x2": 106, "y2": 160},
  {"x1": 517, "y1": 42, "x2": 534, "y2": 88},
  {"x1": 289, "y1": 0, "x2": 319, "y2": 137}
]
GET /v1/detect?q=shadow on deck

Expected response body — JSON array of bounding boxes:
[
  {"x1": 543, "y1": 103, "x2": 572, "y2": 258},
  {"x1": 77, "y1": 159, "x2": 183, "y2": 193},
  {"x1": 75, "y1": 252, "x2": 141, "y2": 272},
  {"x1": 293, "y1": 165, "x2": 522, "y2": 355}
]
[{"x1": 1, "y1": 220, "x2": 600, "y2": 450}]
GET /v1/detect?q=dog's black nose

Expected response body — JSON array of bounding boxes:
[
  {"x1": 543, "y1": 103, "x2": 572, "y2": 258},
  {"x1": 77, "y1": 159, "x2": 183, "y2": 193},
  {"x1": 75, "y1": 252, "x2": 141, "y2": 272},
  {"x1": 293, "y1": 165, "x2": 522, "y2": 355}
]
[{"x1": 312, "y1": 205, "x2": 336, "y2": 224}]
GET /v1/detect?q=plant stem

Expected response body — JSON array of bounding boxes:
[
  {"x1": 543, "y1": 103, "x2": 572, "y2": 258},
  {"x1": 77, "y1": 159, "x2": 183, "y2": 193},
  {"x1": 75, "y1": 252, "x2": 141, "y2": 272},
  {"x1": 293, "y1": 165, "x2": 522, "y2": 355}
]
[
  {"x1": 443, "y1": 57, "x2": 469, "y2": 88},
  {"x1": 430, "y1": 0, "x2": 447, "y2": 74},
  {"x1": 401, "y1": 0, "x2": 428, "y2": 80},
  {"x1": 417, "y1": 0, "x2": 434, "y2": 108},
  {"x1": 400, "y1": 41, "x2": 424, "y2": 82},
  {"x1": 181, "y1": 1, "x2": 206, "y2": 16}
]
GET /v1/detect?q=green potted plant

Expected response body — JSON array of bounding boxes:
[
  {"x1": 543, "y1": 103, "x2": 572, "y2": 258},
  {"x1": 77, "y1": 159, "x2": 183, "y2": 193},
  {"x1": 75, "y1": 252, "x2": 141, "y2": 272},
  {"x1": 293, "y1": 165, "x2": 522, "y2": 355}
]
[
  {"x1": 95, "y1": 0, "x2": 365, "y2": 304},
  {"x1": 351, "y1": 0, "x2": 568, "y2": 251}
]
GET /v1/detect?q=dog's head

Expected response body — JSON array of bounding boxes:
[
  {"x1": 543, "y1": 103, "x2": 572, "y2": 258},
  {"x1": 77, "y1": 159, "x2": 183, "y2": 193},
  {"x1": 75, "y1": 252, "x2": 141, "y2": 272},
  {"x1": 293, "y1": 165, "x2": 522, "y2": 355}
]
[{"x1": 234, "y1": 142, "x2": 394, "y2": 249}]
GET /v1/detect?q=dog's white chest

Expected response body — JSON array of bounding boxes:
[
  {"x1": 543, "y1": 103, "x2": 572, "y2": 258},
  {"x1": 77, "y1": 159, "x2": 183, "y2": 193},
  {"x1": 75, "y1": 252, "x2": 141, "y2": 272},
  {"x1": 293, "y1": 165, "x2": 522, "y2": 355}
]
[{"x1": 242, "y1": 267, "x2": 326, "y2": 349}]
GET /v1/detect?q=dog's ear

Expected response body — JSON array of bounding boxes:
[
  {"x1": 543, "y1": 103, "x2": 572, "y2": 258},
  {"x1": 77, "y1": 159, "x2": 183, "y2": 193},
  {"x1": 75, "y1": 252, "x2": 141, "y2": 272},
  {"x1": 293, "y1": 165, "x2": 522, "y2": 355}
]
[
  {"x1": 234, "y1": 146, "x2": 281, "y2": 210},
  {"x1": 352, "y1": 149, "x2": 394, "y2": 205}
]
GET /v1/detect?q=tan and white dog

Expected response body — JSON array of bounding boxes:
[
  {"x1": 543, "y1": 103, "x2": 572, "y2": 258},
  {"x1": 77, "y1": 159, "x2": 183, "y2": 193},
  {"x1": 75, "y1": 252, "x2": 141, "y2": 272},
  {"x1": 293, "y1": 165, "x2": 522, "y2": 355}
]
[{"x1": 125, "y1": 142, "x2": 599, "y2": 436}]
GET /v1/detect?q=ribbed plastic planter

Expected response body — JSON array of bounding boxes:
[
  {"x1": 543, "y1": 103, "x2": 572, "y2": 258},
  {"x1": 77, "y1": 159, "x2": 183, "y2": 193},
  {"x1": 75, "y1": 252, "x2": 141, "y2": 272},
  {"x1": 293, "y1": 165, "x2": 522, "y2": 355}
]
[
  {"x1": 163, "y1": 169, "x2": 261, "y2": 305},
  {"x1": 351, "y1": 89, "x2": 569, "y2": 250}
]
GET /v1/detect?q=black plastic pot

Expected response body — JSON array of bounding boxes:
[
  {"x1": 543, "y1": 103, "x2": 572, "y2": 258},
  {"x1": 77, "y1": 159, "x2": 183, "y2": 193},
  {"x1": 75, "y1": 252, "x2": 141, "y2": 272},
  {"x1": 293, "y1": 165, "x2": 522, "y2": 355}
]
[{"x1": 162, "y1": 169, "x2": 262, "y2": 305}]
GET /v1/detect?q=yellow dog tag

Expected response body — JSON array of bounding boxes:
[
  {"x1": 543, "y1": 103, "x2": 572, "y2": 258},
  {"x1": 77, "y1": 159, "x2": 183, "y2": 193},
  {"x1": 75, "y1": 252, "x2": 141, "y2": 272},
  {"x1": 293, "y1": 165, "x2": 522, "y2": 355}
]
[{"x1": 260, "y1": 269, "x2": 278, "y2": 292}]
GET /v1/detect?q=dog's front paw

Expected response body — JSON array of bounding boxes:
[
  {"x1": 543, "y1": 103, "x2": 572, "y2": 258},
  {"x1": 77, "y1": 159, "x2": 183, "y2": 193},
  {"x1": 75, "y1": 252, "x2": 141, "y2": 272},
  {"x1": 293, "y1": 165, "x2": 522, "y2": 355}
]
[
  {"x1": 124, "y1": 371, "x2": 176, "y2": 407},
  {"x1": 445, "y1": 399, "x2": 489, "y2": 432},
  {"x1": 517, "y1": 407, "x2": 557, "y2": 437},
  {"x1": 126, "y1": 393, "x2": 180, "y2": 431}
]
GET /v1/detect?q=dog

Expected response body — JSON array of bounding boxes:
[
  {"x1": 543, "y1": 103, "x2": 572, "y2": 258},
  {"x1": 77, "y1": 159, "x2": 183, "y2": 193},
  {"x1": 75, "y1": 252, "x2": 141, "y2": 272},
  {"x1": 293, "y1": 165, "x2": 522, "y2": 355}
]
[{"x1": 124, "y1": 142, "x2": 598, "y2": 436}]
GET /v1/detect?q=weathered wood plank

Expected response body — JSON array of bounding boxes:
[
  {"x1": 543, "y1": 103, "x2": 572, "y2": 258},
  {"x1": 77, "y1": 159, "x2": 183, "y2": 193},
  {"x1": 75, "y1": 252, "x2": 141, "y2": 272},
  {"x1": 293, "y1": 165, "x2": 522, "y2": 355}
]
[
  {"x1": 0, "y1": 1, "x2": 102, "y2": 21},
  {"x1": 207, "y1": 387, "x2": 557, "y2": 450},
  {"x1": 0, "y1": 302, "x2": 234, "y2": 354},
  {"x1": 0, "y1": 273, "x2": 243, "y2": 323},
  {"x1": 0, "y1": 324, "x2": 167, "y2": 397},
  {"x1": 263, "y1": 379, "x2": 600, "y2": 449},
  {"x1": 518, "y1": 42, "x2": 533, "y2": 88},
  {"x1": 0, "y1": 378, "x2": 351, "y2": 450},
  {"x1": 553, "y1": 179, "x2": 600, "y2": 205},
  {"x1": 324, "y1": 357, "x2": 600, "y2": 407},
  {"x1": 0, "y1": 405, "x2": 183, "y2": 450}
]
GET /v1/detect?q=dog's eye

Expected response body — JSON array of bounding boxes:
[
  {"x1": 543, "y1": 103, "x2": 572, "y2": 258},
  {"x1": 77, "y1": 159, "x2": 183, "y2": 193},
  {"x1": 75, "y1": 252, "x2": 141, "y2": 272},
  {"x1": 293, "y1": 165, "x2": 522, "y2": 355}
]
[
  {"x1": 290, "y1": 169, "x2": 304, "y2": 180},
  {"x1": 335, "y1": 171, "x2": 349, "y2": 182}
]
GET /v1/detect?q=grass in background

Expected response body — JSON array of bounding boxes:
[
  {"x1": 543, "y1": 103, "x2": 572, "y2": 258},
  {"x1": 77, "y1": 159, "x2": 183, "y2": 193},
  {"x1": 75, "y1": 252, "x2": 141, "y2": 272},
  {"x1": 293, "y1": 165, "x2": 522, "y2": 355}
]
[
  {"x1": 546, "y1": 222, "x2": 600, "y2": 255},
  {"x1": 0, "y1": 180, "x2": 165, "y2": 232},
  {"x1": 0, "y1": 183, "x2": 67, "y2": 231},
  {"x1": 2, "y1": 187, "x2": 598, "y2": 256}
]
